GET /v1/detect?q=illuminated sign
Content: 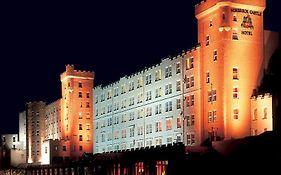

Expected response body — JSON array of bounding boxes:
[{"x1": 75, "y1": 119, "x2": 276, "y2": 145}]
[
  {"x1": 241, "y1": 15, "x2": 254, "y2": 29},
  {"x1": 231, "y1": 8, "x2": 262, "y2": 16}
]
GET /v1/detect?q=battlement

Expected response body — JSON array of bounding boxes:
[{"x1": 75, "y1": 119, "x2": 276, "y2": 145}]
[
  {"x1": 195, "y1": 0, "x2": 265, "y2": 17},
  {"x1": 61, "y1": 64, "x2": 94, "y2": 81},
  {"x1": 251, "y1": 93, "x2": 272, "y2": 101}
]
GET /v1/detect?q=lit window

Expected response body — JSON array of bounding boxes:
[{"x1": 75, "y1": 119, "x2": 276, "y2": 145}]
[
  {"x1": 233, "y1": 68, "x2": 239, "y2": 80},
  {"x1": 233, "y1": 87, "x2": 239, "y2": 99},
  {"x1": 86, "y1": 124, "x2": 90, "y2": 130},
  {"x1": 206, "y1": 72, "x2": 210, "y2": 83},
  {"x1": 78, "y1": 82, "x2": 82, "y2": 88},
  {"x1": 186, "y1": 57, "x2": 194, "y2": 70},
  {"x1": 177, "y1": 117, "x2": 181, "y2": 128},
  {"x1": 253, "y1": 109, "x2": 257, "y2": 120},
  {"x1": 263, "y1": 108, "x2": 268, "y2": 119},
  {"x1": 155, "y1": 70, "x2": 162, "y2": 81},
  {"x1": 206, "y1": 35, "x2": 210, "y2": 46},
  {"x1": 213, "y1": 110, "x2": 217, "y2": 122},
  {"x1": 232, "y1": 32, "x2": 239, "y2": 40},
  {"x1": 166, "y1": 118, "x2": 172, "y2": 130},
  {"x1": 233, "y1": 109, "x2": 239, "y2": 119},
  {"x1": 78, "y1": 92, "x2": 82, "y2": 98},
  {"x1": 213, "y1": 50, "x2": 218, "y2": 61}
]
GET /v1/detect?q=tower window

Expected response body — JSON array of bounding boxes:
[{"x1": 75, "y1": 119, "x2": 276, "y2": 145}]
[
  {"x1": 78, "y1": 92, "x2": 82, "y2": 98},
  {"x1": 222, "y1": 13, "x2": 225, "y2": 20},
  {"x1": 206, "y1": 72, "x2": 210, "y2": 83},
  {"x1": 78, "y1": 82, "x2": 82, "y2": 88},
  {"x1": 79, "y1": 146, "x2": 83, "y2": 151},
  {"x1": 79, "y1": 135, "x2": 83, "y2": 141},
  {"x1": 233, "y1": 87, "x2": 239, "y2": 99},
  {"x1": 263, "y1": 108, "x2": 268, "y2": 119},
  {"x1": 213, "y1": 50, "x2": 218, "y2": 61},
  {"x1": 86, "y1": 93, "x2": 90, "y2": 98},
  {"x1": 232, "y1": 32, "x2": 239, "y2": 40},
  {"x1": 233, "y1": 15, "x2": 237, "y2": 22},
  {"x1": 233, "y1": 68, "x2": 239, "y2": 80},
  {"x1": 209, "y1": 19, "x2": 213, "y2": 27},
  {"x1": 206, "y1": 35, "x2": 210, "y2": 46},
  {"x1": 79, "y1": 124, "x2": 82, "y2": 130},
  {"x1": 233, "y1": 109, "x2": 239, "y2": 119},
  {"x1": 253, "y1": 108, "x2": 257, "y2": 120}
]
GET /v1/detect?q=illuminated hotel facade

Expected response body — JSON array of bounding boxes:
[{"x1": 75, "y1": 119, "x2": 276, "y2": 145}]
[
  {"x1": 94, "y1": 0, "x2": 276, "y2": 153},
  {"x1": 0, "y1": 0, "x2": 278, "y2": 167}
]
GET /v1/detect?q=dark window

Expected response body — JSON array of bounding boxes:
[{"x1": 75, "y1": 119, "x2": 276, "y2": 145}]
[{"x1": 78, "y1": 82, "x2": 82, "y2": 88}]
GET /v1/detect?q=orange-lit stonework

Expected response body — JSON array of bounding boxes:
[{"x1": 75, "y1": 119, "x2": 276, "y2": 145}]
[{"x1": 196, "y1": 0, "x2": 266, "y2": 140}]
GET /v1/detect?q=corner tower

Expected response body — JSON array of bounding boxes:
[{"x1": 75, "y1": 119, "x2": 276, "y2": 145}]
[
  {"x1": 195, "y1": 0, "x2": 266, "y2": 140},
  {"x1": 60, "y1": 65, "x2": 94, "y2": 159}
]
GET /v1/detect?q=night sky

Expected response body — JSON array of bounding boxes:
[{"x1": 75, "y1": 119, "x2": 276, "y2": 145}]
[{"x1": 1, "y1": 1, "x2": 280, "y2": 134}]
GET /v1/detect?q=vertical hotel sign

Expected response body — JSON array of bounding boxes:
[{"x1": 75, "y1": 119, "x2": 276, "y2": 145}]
[{"x1": 231, "y1": 8, "x2": 262, "y2": 36}]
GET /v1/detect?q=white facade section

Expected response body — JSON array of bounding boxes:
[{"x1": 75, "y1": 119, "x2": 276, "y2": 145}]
[
  {"x1": 1, "y1": 134, "x2": 19, "y2": 150},
  {"x1": 19, "y1": 111, "x2": 26, "y2": 150},
  {"x1": 94, "y1": 56, "x2": 186, "y2": 153}
]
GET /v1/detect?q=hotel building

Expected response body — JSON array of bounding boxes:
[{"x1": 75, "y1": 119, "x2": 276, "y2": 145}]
[
  {"x1": 94, "y1": 0, "x2": 277, "y2": 153},
  {"x1": 0, "y1": 0, "x2": 279, "y2": 167}
]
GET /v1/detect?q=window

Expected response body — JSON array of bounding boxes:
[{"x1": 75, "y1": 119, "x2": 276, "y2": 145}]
[
  {"x1": 206, "y1": 72, "x2": 210, "y2": 83},
  {"x1": 138, "y1": 126, "x2": 143, "y2": 136},
  {"x1": 187, "y1": 116, "x2": 190, "y2": 126},
  {"x1": 185, "y1": 77, "x2": 190, "y2": 88},
  {"x1": 79, "y1": 135, "x2": 83, "y2": 141},
  {"x1": 146, "y1": 74, "x2": 152, "y2": 85},
  {"x1": 165, "y1": 66, "x2": 172, "y2": 78},
  {"x1": 79, "y1": 146, "x2": 83, "y2": 151},
  {"x1": 121, "y1": 84, "x2": 126, "y2": 94},
  {"x1": 155, "y1": 122, "x2": 162, "y2": 132},
  {"x1": 233, "y1": 109, "x2": 239, "y2": 119},
  {"x1": 176, "y1": 81, "x2": 181, "y2": 91},
  {"x1": 233, "y1": 15, "x2": 237, "y2": 22},
  {"x1": 155, "y1": 104, "x2": 162, "y2": 115},
  {"x1": 222, "y1": 13, "x2": 225, "y2": 20},
  {"x1": 86, "y1": 102, "x2": 90, "y2": 108},
  {"x1": 176, "y1": 62, "x2": 181, "y2": 74},
  {"x1": 165, "y1": 84, "x2": 172, "y2": 95},
  {"x1": 107, "y1": 90, "x2": 112, "y2": 99},
  {"x1": 137, "y1": 93, "x2": 143, "y2": 103},
  {"x1": 233, "y1": 87, "x2": 239, "y2": 99},
  {"x1": 206, "y1": 35, "x2": 210, "y2": 46},
  {"x1": 213, "y1": 111, "x2": 217, "y2": 122},
  {"x1": 146, "y1": 124, "x2": 152, "y2": 134},
  {"x1": 166, "y1": 118, "x2": 172, "y2": 130},
  {"x1": 155, "y1": 87, "x2": 162, "y2": 98},
  {"x1": 79, "y1": 124, "x2": 82, "y2": 130},
  {"x1": 167, "y1": 137, "x2": 173, "y2": 144},
  {"x1": 114, "y1": 88, "x2": 119, "y2": 97},
  {"x1": 129, "y1": 82, "x2": 134, "y2": 91},
  {"x1": 233, "y1": 68, "x2": 239, "y2": 80},
  {"x1": 122, "y1": 129, "x2": 126, "y2": 138},
  {"x1": 146, "y1": 91, "x2": 152, "y2": 101},
  {"x1": 137, "y1": 78, "x2": 143, "y2": 88},
  {"x1": 186, "y1": 57, "x2": 194, "y2": 70},
  {"x1": 176, "y1": 99, "x2": 181, "y2": 109},
  {"x1": 253, "y1": 108, "x2": 257, "y2": 120},
  {"x1": 129, "y1": 127, "x2": 135, "y2": 137},
  {"x1": 165, "y1": 101, "x2": 172, "y2": 112},
  {"x1": 209, "y1": 19, "x2": 213, "y2": 27},
  {"x1": 78, "y1": 82, "x2": 82, "y2": 88},
  {"x1": 78, "y1": 92, "x2": 82, "y2": 98},
  {"x1": 186, "y1": 96, "x2": 190, "y2": 107},
  {"x1": 213, "y1": 50, "x2": 218, "y2": 61},
  {"x1": 155, "y1": 70, "x2": 162, "y2": 81},
  {"x1": 212, "y1": 90, "x2": 217, "y2": 102},
  {"x1": 190, "y1": 76, "x2": 194, "y2": 87},
  {"x1": 191, "y1": 95, "x2": 195, "y2": 106},
  {"x1": 86, "y1": 93, "x2": 90, "y2": 98},
  {"x1": 86, "y1": 124, "x2": 90, "y2": 130},
  {"x1": 13, "y1": 136, "x2": 16, "y2": 142},
  {"x1": 146, "y1": 107, "x2": 152, "y2": 117},
  {"x1": 177, "y1": 117, "x2": 181, "y2": 128},
  {"x1": 63, "y1": 146, "x2": 67, "y2": 151},
  {"x1": 263, "y1": 108, "x2": 268, "y2": 119},
  {"x1": 232, "y1": 32, "x2": 239, "y2": 40},
  {"x1": 191, "y1": 115, "x2": 195, "y2": 125}
]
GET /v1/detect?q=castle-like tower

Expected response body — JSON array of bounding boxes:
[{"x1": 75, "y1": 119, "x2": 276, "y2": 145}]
[
  {"x1": 195, "y1": 0, "x2": 266, "y2": 139},
  {"x1": 60, "y1": 65, "x2": 94, "y2": 158}
]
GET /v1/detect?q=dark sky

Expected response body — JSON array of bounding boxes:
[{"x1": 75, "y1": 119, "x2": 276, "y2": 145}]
[{"x1": 1, "y1": 1, "x2": 280, "y2": 134}]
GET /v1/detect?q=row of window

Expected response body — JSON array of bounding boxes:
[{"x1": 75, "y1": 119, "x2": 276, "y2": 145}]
[
  {"x1": 209, "y1": 14, "x2": 239, "y2": 28},
  {"x1": 252, "y1": 107, "x2": 268, "y2": 121},
  {"x1": 78, "y1": 92, "x2": 90, "y2": 98},
  {"x1": 96, "y1": 120, "x2": 182, "y2": 143}
]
